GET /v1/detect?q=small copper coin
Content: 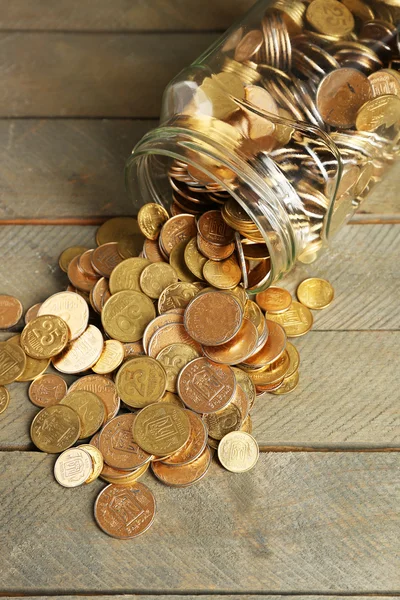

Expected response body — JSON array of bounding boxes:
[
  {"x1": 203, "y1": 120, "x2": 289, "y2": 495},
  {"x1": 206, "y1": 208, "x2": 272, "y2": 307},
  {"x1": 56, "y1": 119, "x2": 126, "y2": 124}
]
[
  {"x1": 184, "y1": 291, "x2": 243, "y2": 346},
  {"x1": 94, "y1": 482, "x2": 156, "y2": 539},
  {"x1": 0, "y1": 295, "x2": 23, "y2": 329},
  {"x1": 234, "y1": 29, "x2": 264, "y2": 62},
  {"x1": 196, "y1": 234, "x2": 235, "y2": 262},
  {"x1": 159, "y1": 214, "x2": 197, "y2": 257},
  {"x1": 143, "y1": 312, "x2": 183, "y2": 353},
  {"x1": 92, "y1": 242, "x2": 124, "y2": 278},
  {"x1": 177, "y1": 357, "x2": 236, "y2": 414},
  {"x1": 242, "y1": 320, "x2": 287, "y2": 367},
  {"x1": 90, "y1": 432, "x2": 133, "y2": 481},
  {"x1": 24, "y1": 303, "x2": 42, "y2": 325},
  {"x1": 147, "y1": 323, "x2": 202, "y2": 358},
  {"x1": 162, "y1": 410, "x2": 208, "y2": 466},
  {"x1": 256, "y1": 286, "x2": 292, "y2": 313},
  {"x1": 91, "y1": 277, "x2": 111, "y2": 314},
  {"x1": 78, "y1": 249, "x2": 98, "y2": 278},
  {"x1": 29, "y1": 374, "x2": 67, "y2": 408},
  {"x1": 203, "y1": 318, "x2": 258, "y2": 365},
  {"x1": 152, "y1": 446, "x2": 212, "y2": 487},
  {"x1": 132, "y1": 403, "x2": 191, "y2": 456},
  {"x1": 0, "y1": 386, "x2": 10, "y2": 414},
  {"x1": 143, "y1": 238, "x2": 166, "y2": 263},
  {"x1": 99, "y1": 413, "x2": 152, "y2": 470},
  {"x1": 67, "y1": 255, "x2": 99, "y2": 292},
  {"x1": 59, "y1": 246, "x2": 89, "y2": 273},
  {"x1": 198, "y1": 210, "x2": 235, "y2": 246},
  {"x1": 69, "y1": 374, "x2": 120, "y2": 422}
]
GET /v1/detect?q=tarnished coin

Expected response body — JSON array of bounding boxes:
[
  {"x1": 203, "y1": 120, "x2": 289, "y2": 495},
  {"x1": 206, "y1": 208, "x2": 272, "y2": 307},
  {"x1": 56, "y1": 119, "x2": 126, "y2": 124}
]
[
  {"x1": 138, "y1": 203, "x2": 169, "y2": 240},
  {"x1": 60, "y1": 390, "x2": 105, "y2": 438},
  {"x1": 109, "y1": 257, "x2": 151, "y2": 294},
  {"x1": 203, "y1": 318, "x2": 258, "y2": 365},
  {"x1": 94, "y1": 482, "x2": 156, "y2": 539},
  {"x1": 0, "y1": 386, "x2": 10, "y2": 414},
  {"x1": 198, "y1": 210, "x2": 235, "y2": 246},
  {"x1": 96, "y1": 217, "x2": 142, "y2": 245},
  {"x1": 177, "y1": 357, "x2": 236, "y2": 414},
  {"x1": 38, "y1": 291, "x2": 89, "y2": 341},
  {"x1": 147, "y1": 323, "x2": 202, "y2": 358},
  {"x1": 234, "y1": 29, "x2": 263, "y2": 62},
  {"x1": 115, "y1": 356, "x2": 167, "y2": 408},
  {"x1": 152, "y1": 446, "x2": 212, "y2": 487},
  {"x1": 143, "y1": 312, "x2": 183, "y2": 353},
  {"x1": 0, "y1": 341, "x2": 26, "y2": 385},
  {"x1": 24, "y1": 303, "x2": 42, "y2": 325},
  {"x1": 243, "y1": 320, "x2": 287, "y2": 367},
  {"x1": 54, "y1": 447, "x2": 93, "y2": 488},
  {"x1": 78, "y1": 444, "x2": 104, "y2": 484},
  {"x1": 92, "y1": 339, "x2": 124, "y2": 374},
  {"x1": 53, "y1": 325, "x2": 104, "y2": 374},
  {"x1": 30, "y1": 404, "x2": 81, "y2": 453},
  {"x1": 161, "y1": 411, "x2": 208, "y2": 466},
  {"x1": 0, "y1": 295, "x2": 23, "y2": 329},
  {"x1": 169, "y1": 240, "x2": 197, "y2": 283},
  {"x1": 102, "y1": 290, "x2": 155, "y2": 343},
  {"x1": 92, "y1": 242, "x2": 124, "y2": 278},
  {"x1": 132, "y1": 403, "x2": 191, "y2": 456},
  {"x1": 218, "y1": 431, "x2": 259, "y2": 473},
  {"x1": 158, "y1": 282, "x2": 199, "y2": 313},
  {"x1": 297, "y1": 278, "x2": 334, "y2": 310},
  {"x1": 203, "y1": 256, "x2": 242, "y2": 289},
  {"x1": 28, "y1": 374, "x2": 67, "y2": 408},
  {"x1": 140, "y1": 263, "x2": 178, "y2": 299},
  {"x1": 99, "y1": 413, "x2": 152, "y2": 470},
  {"x1": 20, "y1": 315, "x2": 69, "y2": 359},
  {"x1": 156, "y1": 343, "x2": 201, "y2": 392},
  {"x1": 184, "y1": 291, "x2": 243, "y2": 346},
  {"x1": 256, "y1": 286, "x2": 292, "y2": 313},
  {"x1": 270, "y1": 369, "x2": 300, "y2": 395},
  {"x1": 285, "y1": 342, "x2": 300, "y2": 378},
  {"x1": 306, "y1": 0, "x2": 354, "y2": 37},
  {"x1": 159, "y1": 214, "x2": 197, "y2": 256},
  {"x1": 69, "y1": 374, "x2": 120, "y2": 422},
  {"x1": 59, "y1": 246, "x2": 89, "y2": 273},
  {"x1": 267, "y1": 302, "x2": 313, "y2": 337}
]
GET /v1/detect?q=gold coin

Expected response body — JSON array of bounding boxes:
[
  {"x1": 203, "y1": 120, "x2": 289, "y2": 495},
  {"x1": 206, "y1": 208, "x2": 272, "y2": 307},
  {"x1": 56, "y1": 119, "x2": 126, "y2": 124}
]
[
  {"x1": 102, "y1": 290, "x2": 156, "y2": 342},
  {"x1": 270, "y1": 369, "x2": 300, "y2": 395},
  {"x1": 92, "y1": 339, "x2": 124, "y2": 374},
  {"x1": 356, "y1": 95, "x2": 400, "y2": 132},
  {"x1": 184, "y1": 237, "x2": 207, "y2": 280},
  {"x1": 109, "y1": 257, "x2": 151, "y2": 294},
  {"x1": 0, "y1": 341, "x2": 26, "y2": 385},
  {"x1": 139, "y1": 262, "x2": 178, "y2": 299},
  {"x1": 78, "y1": 444, "x2": 104, "y2": 484},
  {"x1": 369, "y1": 69, "x2": 400, "y2": 99},
  {"x1": 54, "y1": 447, "x2": 93, "y2": 488},
  {"x1": 170, "y1": 240, "x2": 197, "y2": 283},
  {"x1": 306, "y1": 0, "x2": 354, "y2": 37},
  {"x1": 115, "y1": 356, "x2": 167, "y2": 408},
  {"x1": 53, "y1": 325, "x2": 104, "y2": 374},
  {"x1": 147, "y1": 323, "x2": 202, "y2": 358},
  {"x1": 242, "y1": 320, "x2": 286, "y2": 367},
  {"x1": 297, "y1": 278, "x2": 334, "y2": 310},
  {"x1": 100, "y1": 462, "x2": 150, "y2": 485},
  {"x1": 266, "y1": 301, "x2": 313, "y2": 337},
  {"x1": 159, "y1": 214, "x2": 197, "y2": 257},
  {"x1": 241, "y1": 414, "x2": 253, "y2": 434},
  {"x1": 30, "y1": 404, "x2": 81, "y2": 453},
  {"x1": 96, "y1": 217, "x2": 142, "y2": 245},
  {"x1": 256, "y1": 286, "x2": 292, "y2": 313},
  {"x1": 158, "y1": 282, "x2": 199, "y2": 313},
  {"x1": 203, "y1": 402, "x2": 242, "y2": 441},
  {"x1": 7, "y1": 334, "x2": 50, "y2": 382},
  {"x1": 117, "y1": 233, "x2": 146, "y2": 259},
  {"x1": 218, "y1": 431, "x2": 259, "y2": 473},
  {"x1": 143, "y1": 312, "x2": 183, "y2": 353},
  {"x1": 156, "y1": 343, "x2": 201, "y2": 393},
  {"x1": 158, "y1": 391, "x2": 185, "y2": 407},
  {"x1": 38, "y1": 291, "x2": 89, "y2": 341},
  {"x1": 0, "y1": 385, "x2": 10, "y2": 414},
  {"x1": 232, "y1": 367, "x2": 256, "y2": 411},
  {"x1": 248, "y1": 351, "x2": 290, "y2": 386},
  {"x1": 132, "y1": 403, "x2": 191, "y2": 456},
  {"x1": 20, "y1": 315, "x2": 69, "y2": 359},
  {"x1": 60, "y1": 390, "x2": 105, "y2": 438},
  {"x1": 285, "y1": 342, "x2": 300, "y2": 378},
  {"x1": 138, "y1": 203, "x2": 169, "y2": 240},
  {"x1": 58, "y1": 246, "x2": 89, "y2": 273},
  {"x1": 203, "y1": 256, "x2": 242, "y2": 289}
]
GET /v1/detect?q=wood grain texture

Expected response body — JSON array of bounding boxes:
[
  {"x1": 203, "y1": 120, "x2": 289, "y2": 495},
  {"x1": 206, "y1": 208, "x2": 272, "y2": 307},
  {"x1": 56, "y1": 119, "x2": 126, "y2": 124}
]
[
  {"x1": 0, "y1": 32, "x2": 217, "y2": 117},
  {"x1": 0, "y1": 120, "x2": 398, "y2": 220},
  {"x1": 1, "y1": 452, "x2": 399, "y2": 593}
]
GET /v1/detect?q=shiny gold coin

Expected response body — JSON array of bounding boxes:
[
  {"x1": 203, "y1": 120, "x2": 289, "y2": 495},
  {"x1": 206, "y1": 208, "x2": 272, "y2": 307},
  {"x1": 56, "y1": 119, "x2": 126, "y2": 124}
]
[
  {"x1": 139, "y1": 262, "x2": 178, "y2": 299},
  {"x1": 132, "y1": 403, "x2": 191, "y2": 456},
  {"x1": 109, "y1": 257, "x2": 151, "y2": 294},
  {"x1": 203, "y1": 256, "x2": 242, "y2": 289},
  {"x1": 156, "y1": 343, "x2": 201, "y2": 393},
  {"x1": 203, "y1": 318, "x2": 258, "y2": 365},
  {"x1": 8, "y1": 334, "x2": 50, "y2": 382},
  {"x1": 159, "y1": 213, "x2": 197, "y2": 257},
  {"x1": 60, "y1": 390, "x2": 105, "y2": 438},
  {"x1": 0, "y1": 385, "x2": 10, "y2": 414},
  {"x1": 270, "y1": 369, "x2": 299, "y2": 395},
  {"x1": 30, "y1": 404, "x2": 81, "y2": 453},
  {"x1": 147, "y1": 322, "x2": 202, "y2": 358},
  {"x1": 232, "y1": 367, "x2": 256, "y2": 411},
  {"x1": 96, "y1": 216, "x2": 142, "y2": 245},
  {"x1": 58, "y1": 246, "x2": 89, "y2": 273},
  {"x1": 170, "y1": 240, "x2": 197, "y2": 283},
  {"x1": 53, "y1": 325, "x2": 104, "y2": 374},
  {"x1": 218, "y1": 431, "x2": 259, "y2": 473},
  {"x1": 248, "y1": 351, "x2": 290, "y2": 386},
  {"x1": 138, "y1": 203, "x2": 169, "y2": 240},
  {"x1": 356, "y1": 95, "x2": 400, "y2": 133},
  {"x1": 20, "y1": 315, "x2": 69, "y2": 359},
  {"x1": 102, "y1": 290, "x2": 156, "y2": 342},
  {"x1": 78, "y1": 444, "x2": 104, "y2": 484},
  {"x1": 285, "y1": 342, "x2": 300, "y2": 379},
  {"x1": 243, "y1": 320, "x2": 286, "y2": 367},
  {"x1": 266, "y1": 302, "x2": 313, "y2": 337},
  {"x1": 306, "y1": 0, "x2": 354, "y2": 37},
  {"x1": 38, "y1": 291, "x2": 89, "y2": 341},
  {"x1": 54, "y1": 447, "x2": 93, "y2": 487},
  {"x1": 115, "y1": 356, "x2": 167, "y2": 408},
  {"x1": 100, "y1": 462, "x2": 150, "y2": 486},
  {"x1": 256, "y1": 286, "x2": 292, "y2": 314},
  {"x1": 158, "y1": 282, "x2": 199, "y2": 313},
  {"x1": 184, "y1": 237, "x2": 207, "y2": 280},
  {"x1": 158, "y1": 391, "x2": 185, "y2": 407},
  {"x1": 92, "y1": 339, "x2": 124, "y2": 374},
  {"x1": 297, "y1": 278, "x2": 334, "y2": 310},
  {"x1": 0, "y1": 341, "x2": 26, "y2": 385},
  {"x1": 369, "y1": 69, "x2": 400, "y2": 99}
]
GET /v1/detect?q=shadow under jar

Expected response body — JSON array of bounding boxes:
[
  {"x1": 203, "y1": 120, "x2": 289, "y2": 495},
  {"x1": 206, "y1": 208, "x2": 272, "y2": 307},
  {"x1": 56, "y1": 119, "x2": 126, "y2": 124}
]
[{"x1": 126, "y1": 0, "x2": 400, "y2": 293}]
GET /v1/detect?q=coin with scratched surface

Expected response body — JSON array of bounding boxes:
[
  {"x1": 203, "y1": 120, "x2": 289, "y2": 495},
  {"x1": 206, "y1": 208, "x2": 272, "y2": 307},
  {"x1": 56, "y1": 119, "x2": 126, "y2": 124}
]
[
  {"x1": 78, "y1": 444, "x2": 104, "y2": 484},
  {"x1": 156, "y1": 343, "x2": 201, "y2": 392},
  {"x1": 184, "y1": 291, "x2": 243, "y2": 346},
  {"x1": 60, "y1": 390, "x2": 105, "y2": 438},
  {"x1": 140, "y1": 263, "x2": 178, "y2": 299},
  {"x1": 203, "y1": 256, "x2": 242, "y2": 289},
  {"x1": 54, "y1": 447, "x2": 93, "y2": 487},
  {"x1": 161, "y1": 411, "x2": 207, "y2": 466},
  {"x1": 152, "y1": 445, "x2": 212, "y2": 487},
  {"x1": 0, "y1": 385, "x2": 10, "y2": 414},
  {"x1": 53, "y1": 325, "x2": 104, "y2": 374},
  {"x1": 256, "y1": 286, "x2": 292, "y2": 313},
  {"x1": 99, "y1": 413, "x2": 152, "y2": 470},
  {"x1": 109, "y1": 257, "x2": 151, "y2": 294},
  {"x1": 92, "y1": 339, "x2": 124, "y2": 374},
  {"x1": 218, "y1": 431, "x2": 259, "y2": 473},
  {"x1": 158, "y1": 282, "x2": 199, "y2": 313},
  {"x1": 203, "y1": 318, "x2": 258, "y2": 365},
  {"x1": 38, "y1": 291, "x2": 89, "y2": 341},
  {"x1": 297, "y1": 278, "x2": 334, "y2": 310},
  {"x1": 177, "y1": 357, "x2": 236, "y2": 414},
  {"x1": 0, "y1": 341, "x2": 26, "y2": 385},
  {"x1": 115, "y1": 356, "x2": 167, "y2": 408},
  {"x1": 21, "y1": 315, "x2": 69, "y2": 359},
  {"x1": 94, "y1": 482, "x2": 156, "y2": 539},
  {"x1": 267, "y1": 301, "x2": 313, "y2": 337},
  {"x1": 0, "y1": 295, "x2": 23, "y2": 329},
  {"x1": 243, "y1": 320, "x2": 287, "y2": 367},
  {"x1": 30, "y1": 404, "x2": 81, "y2": 453},
  {"x1": 102, "y1": 290, "x2": 155, "y2": 342},
  {"x1": 132, "y1": 403, "x2": 191, "y2": 456},
  {"x1": 138, "y1": 203, "x2": 169, "y2": 240},
  {"x1": 69, "y1": 374, "x2": 120, "y2": 422},
  {"x1": 29, "y1": 373, "x2": 67, "y2": 408}
]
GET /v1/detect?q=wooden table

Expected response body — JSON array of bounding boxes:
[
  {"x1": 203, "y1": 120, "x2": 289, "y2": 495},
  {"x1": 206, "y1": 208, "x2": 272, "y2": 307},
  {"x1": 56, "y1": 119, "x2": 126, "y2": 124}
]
[{"x1": 0, "y1": 1, "x2": 399, "y2": 597}]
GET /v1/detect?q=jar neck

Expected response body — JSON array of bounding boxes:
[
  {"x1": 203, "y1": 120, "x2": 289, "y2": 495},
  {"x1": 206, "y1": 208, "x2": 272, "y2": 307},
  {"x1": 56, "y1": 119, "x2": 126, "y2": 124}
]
[{"x1": 126, "y1": 120, "x2": 311, "y2": 291}]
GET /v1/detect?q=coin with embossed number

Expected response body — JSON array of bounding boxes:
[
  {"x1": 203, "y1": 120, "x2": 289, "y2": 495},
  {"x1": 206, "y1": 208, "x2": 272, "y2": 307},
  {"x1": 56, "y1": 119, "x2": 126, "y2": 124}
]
[
  {"x1": 102, "y1": 290, "x2": 156, "y2": 343},
  {"x1": 218, "y1": 431, "x2": 259, "y2": 473},
  {"x1": 60, "y1": 390, "x2": 105, "y2": 438},
  {"x1": 140, "y1": 263, "x2": 178, "y2": 299},
  {"x1": 115, "y1": 356, "x2": 167, "y2": 408},
  {"x1": 28, "y1": 373, "x2": 67, "y2": 408},
  {"x1": 30, "y1": 404, "x2": 81, "y2": 453},
  {"x1": 109, "y1": 257, "x2": 151, "y2": 294},
  {"x1": 306, "y1": 0, "x2": 354, "y2": 37},
  {"x1": 54, "y1": 447, "x2": 93, "y2": 488},
  {"x1": 132, "y1": 403, "x2": 191, "y2": 456},
  {"x1": 21, "y1": 315, "x2": 69, "y2": 359},
  {"x1": 203, "y1": 256, "x2": 242, "y2": 289},
  {"x1": 156, "y1": 343, "x2": 201, "y2": 392},
  {"x1": 38, "y1": 291, "x2": 89, "y2": 341},
  {"x1": 158, "y1": 282, "x2": 199, "y2": 313}
]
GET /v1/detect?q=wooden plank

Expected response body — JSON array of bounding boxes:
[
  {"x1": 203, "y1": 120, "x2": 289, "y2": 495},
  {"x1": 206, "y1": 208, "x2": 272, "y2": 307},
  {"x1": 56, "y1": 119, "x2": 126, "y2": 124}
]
[
  {"x1": 0, "y1": 32, "x2": 218, "y2": 118},
  {"x1": 2, "y1": 597, "x2": 396, "y2": 600},
  {"x1": 1, "y1": 451, "x2": 399, "y2": 592},
  {"x1": 0, "y1": 0, "x2": 255, "y2": 31}
]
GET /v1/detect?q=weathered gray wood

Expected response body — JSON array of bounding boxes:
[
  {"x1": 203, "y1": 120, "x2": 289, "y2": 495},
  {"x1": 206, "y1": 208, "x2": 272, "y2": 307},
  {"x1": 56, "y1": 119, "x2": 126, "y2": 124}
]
[
  {"x1": 0, "y1": 32, "x2": 217, "y2": 117},
  {"x1": 1, "y1": 452, "x2": 399, "y2": 592},
  {"x1": 0, "y1": 120, "x2": 398, "y2": 221}
]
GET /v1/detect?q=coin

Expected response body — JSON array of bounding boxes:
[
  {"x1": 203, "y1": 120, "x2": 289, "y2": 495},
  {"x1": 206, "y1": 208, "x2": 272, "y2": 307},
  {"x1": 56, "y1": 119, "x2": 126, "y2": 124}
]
[
  {"x1": 20, "y1": 315, "x2": 69, "y2": 359},
  {"x1": 306, "y1": 0, "x2": 354, "y2": 37},
  {"x1": 60, "y1": 390, "x2": 105, "y2": 438},
  {"x1": 69, "y1": 374, "x2": 120, "y2": 422},
  {"x1": 30, "y1": 404, "x2": 81, "y2": 453},
  {"x1": 92, "y1": 339, "x2": 124, "y2": 374},
  {"x1": 28, "y1": 374, "x2": 67, "y2": 408},
  {"x1": 94, "y1": 482, "x2": 156, "y2": 539},
  {"x1": 90, "y1": 432, "x2": 133, "y2": 480},
  {"x1": 203, "y1": 255, "x2": 241, "y2": 289},
  {"x1": 78, "y1": 444, "x2": 104, "y2": 483},
  {"x1": 156, "y1": 343, "x2": 201, "y2": 392},
  {"x1": 147, "y1": 323, "x2": 202, "y2": 358},
  {"x1": 177, "y1": 357, "x2": 236, "y2": 414},
  {"x1": 132, "y1": 403, "x2": 191, "y2": 456},
  {"x1": 0, "y1": 295, "x2": 23, "y2": 329},
  {"x1": 58, "y1": 246, "x2": 89, "y2": 273},
  {"x1": 100, "y1": 462, "x2": 150, "y2": 486},
  {"x1": 53, "y1": 325, "x2": 104, "y2": 373},
  {"x1": 218, "y1": 431, "x2": 259, "y2": 473},
  {"x1": 0, "y1": 386, "x2": 10, "y2": 414},
  {"x1": 92, "y1": 242, "x2": 124, "y2": 278},
  {"x1": 198, "y1": 210, "x2": 235, "y2": 246},
  {"x1": 356, "y1": 95, "x2": 400, "y2": 132},
  {"x1": 184, "y1": 291, "x2": 243, "y2": 346},
  {"x1": 267, "y1": 301, "x2": 313, "y2": 337},
  {"x1": 67, "y1": 255, "x2": 99, "y2": 292},
  {"x1": 102, "y1": 290, "x2": 156, "y2": 342},
  {"x1": 270, "y1": 369, "x2": 300, "y2": 395},
  {"x1": 143, "y1": 238, "x2": 166, "y2": 263},
  {"x1": 109, "y1": 257, "x2": 151, "y2": 294},
  {"x1": 96, "y1": 217, "x2": 142, "y2": 245},
  {"x1": 140, "y1": 262, "x2": 178, "y2": 299},
  {"x1": 232, "y1": 367, "x2": 256, "y2": 410},
  {"x1": 152, "y1": 445, "x2": 212, "y2": 487},
  {"x1": 184, "y1": 237, "x2": 207, "y2": 279},
  {"x1": 138, "y1": 203, "x2": 169, "y2": 240},
  {"x1": 123, "y1": 340, "x2": 145, "y2": 359},
  {"x1": 234, "y1": 29, "x2": 264, "y2": 62},
  {"x1": 143, "y1": 312, "x2": 183, "y2": 353},
  {"x1": 256, "y1": 286, "x2": 292, "y2": 313},
  {"x1": 54, "y1": 447, "x2": 93, "y2": 488},
  {"x1": 203, "y1": 318, "x2": 258, "y2": 365},
  {"x1": 78, "y1": 249, "x2": 98, "y2": 278},
  {"x1": 0, "y1": 341, "x2": 26, "y2": 384},
  {"x1": 159, "y1": 391, "x2": 185, "y2": 407},
  {"x1": 158, "y1": 282, "x2": 199, "y2": 313},
  {"x1": 369, "y1": 69, "x2": 400, "y2": 99},
  {"x1": 285, "y1": 342, "x2": 300, "y2": 378},
  {"x1": 99, "y1": 413, "x2": 152, "y2": 470},
  {"x1": 159, "y1": 214, "x2": 197, "y2": 257},
  {"x1": 244, "y1": 85, "x2": 278, "y2": 139},
  {"x1": 117, "y1": 232, "x2": 146, "y2": 259},
  {"x1": 38, "y1": 291, "x2": 89, "y2": 341},
  {"x1": 115, "y1": 356, "x2": 167, "y2": 408},
  {"x1": 248, "y1": 351, "x2": 290, "y2": 386},
  {"x1": 297, "y1": 278, "x2": 334, "y2": 310},
  {"x1": 7, "y1": 333, "x2": 50, "y2": 382},
  {"x1": 24, "y1": 303, "x2": 42, "y2": 325},
  {"x1": 203, "y1": 400, "x2": 242, "y2": 440},
  {"x1": 243, "y1": 320, "x2": 287, "y2": 367},
  {"x1": 161, "y1": 411, "x2": 208, "y2": 466},
  {"x1": 169, "y1": 240, "x2": 197, "y2": 283}
]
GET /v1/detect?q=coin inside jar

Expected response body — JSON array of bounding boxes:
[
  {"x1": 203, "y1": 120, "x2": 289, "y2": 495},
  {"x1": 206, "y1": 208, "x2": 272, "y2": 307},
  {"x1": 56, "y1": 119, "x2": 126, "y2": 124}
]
[{"x1": 184, "y1": 291, "x2": 243, "y2": 346}]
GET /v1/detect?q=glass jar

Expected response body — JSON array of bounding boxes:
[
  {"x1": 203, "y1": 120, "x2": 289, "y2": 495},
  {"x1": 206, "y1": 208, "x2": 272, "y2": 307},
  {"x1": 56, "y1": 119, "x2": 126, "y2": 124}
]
[{"x1": 126, "y1": 0, "x2": 400, "y2": 292}]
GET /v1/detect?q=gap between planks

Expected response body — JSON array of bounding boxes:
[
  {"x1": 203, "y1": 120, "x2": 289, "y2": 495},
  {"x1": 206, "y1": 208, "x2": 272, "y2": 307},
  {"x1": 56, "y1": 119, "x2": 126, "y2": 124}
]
[{"x1": 0, "y1": 592, "x2": 400, "y2": 598}]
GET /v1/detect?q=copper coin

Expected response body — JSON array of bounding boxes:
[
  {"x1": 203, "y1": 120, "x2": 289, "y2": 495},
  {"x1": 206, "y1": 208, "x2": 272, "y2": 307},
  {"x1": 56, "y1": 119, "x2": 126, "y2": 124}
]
[
  {"x1": 143, "y1": 312, "x2": 183, "y2": 353},
  {"x1": 256, "y1": 378, "x2": 285, "y2": 392},
  {"x1": 90, "y1": 432, "x2": 132, "y2": 480},
  {"x1": 78, "y1": 249, "x2": 98, "y2": 278},
  {"x1": 203, "y1": 318, "x2": 258, "y2": 365},
  {"x1": 196, "y1": 233, "x2": 235, "y2": 261},
  {"x1": 159, "y1": 214, "x2": 197, "y2": 257},
  {"x1": 234, "y1": 29, "x2": 264, "y2": 63},
  {"x1": 250, "y1": 351, "x2": 290, "y2": 386},
  {"x1": 177, "y1": 357, "x2": 236, "y2": 414},
  {"x1": 28, "y1": 374, "x2": 67, "y2": 408},
  {"x1": 198, "y1": 210, "x2": 235, "y2": 246},
  {"x1": 161, "y1": 410, "x2": 208, "y2": 466},
  {"x1": 242, "y1": 320, "x2": 287, "y2": 368},
  {"x1": 123, "y1": 340, "x2": 145, "y2": 359},
  {"x1": 143, "y1": 238, "x2": 166, "y2": 263},
  {"x1": 147, "y1": 323, "x2": 202, "y2": 358},
  {"x1": 59, "y1": 246, "x2": 89, "y2": 273},
  {"x1": 67, "y1": 255, "x2": 99, "y2": 293},
  {"x1": 0, "y1": 295, "x2": 23, "y2": 329},
  {"x1": 184, "y1": 291, "x2": 243, "y2": 346},
  {"x1": 94, "y1": 482, "x2": 156, "y2": 538},
  {"x1": 92, "y1": 242, "x2": 124, "y2": 278},
  {"x1": 152, "y1": 446, "x2": 212, "y2": 487},
  {"x1": 99, "y1": 413, "x2": 152, "y2": 470},
  {"x1": 24, "y1": 303, "x2": 42, "y2": 325},
  {"x1": 316, "y1": 68, "x2": 372, "y2": 128},
  {"x1": 69, "y1": 374, "x2": 120, "y2": 422},
  {"x1": 91, "y1": 277, "x2": 111, "y2": 314},
  {"x1": 256, "y1": 286, "x2": 292, "y2": 313}
]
